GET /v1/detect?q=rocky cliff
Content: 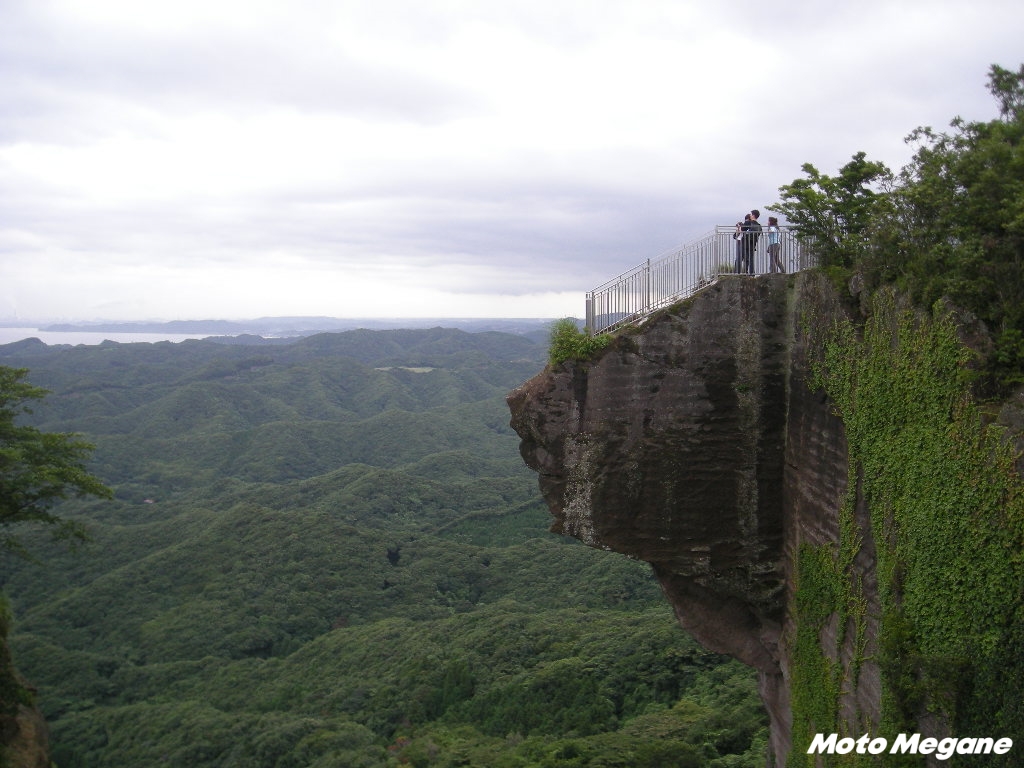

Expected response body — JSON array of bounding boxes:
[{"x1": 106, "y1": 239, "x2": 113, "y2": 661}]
[
  {"x1": 507, "y1": 272, "x2": 876, "y2": 765},
  {"x1": 0, "y1": 607, "x2": 50, "y2": 768}
]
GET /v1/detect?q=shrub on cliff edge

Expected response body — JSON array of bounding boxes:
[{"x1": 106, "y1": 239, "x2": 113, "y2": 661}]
[{"x1": 548, "y1": 319, "x2": 610, "y2": 366}]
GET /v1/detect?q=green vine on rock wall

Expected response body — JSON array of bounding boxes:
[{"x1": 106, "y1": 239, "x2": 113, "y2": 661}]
[
  {"x1": 787, "y1": 491, "x2": 869, "y2": 767},
  {"x1": 794, "y1": 286, "x2": 1024, "y2": 764},
  {"x1": 788, "y1": 543, "x2": 844, "y2": 765}
]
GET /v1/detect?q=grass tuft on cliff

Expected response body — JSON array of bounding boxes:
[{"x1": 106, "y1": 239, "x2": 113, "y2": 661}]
[{"x1": 548, "y1": 318, "x2": 611, "y2": 366}]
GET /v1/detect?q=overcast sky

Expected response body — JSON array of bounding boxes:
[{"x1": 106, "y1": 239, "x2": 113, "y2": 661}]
[{"x1": 2, "y1": 0, "x2": 1022, "y2": 323}]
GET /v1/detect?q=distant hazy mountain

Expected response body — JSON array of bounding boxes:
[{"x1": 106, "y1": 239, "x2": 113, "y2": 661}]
[{"x1": 35, "y1": 316, "x2": 561, "y2": 340}]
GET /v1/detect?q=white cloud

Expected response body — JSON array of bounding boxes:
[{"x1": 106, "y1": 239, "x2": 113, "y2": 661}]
[{"x1": 1, "y1": 0, "x2": 1022, "y2": 323}]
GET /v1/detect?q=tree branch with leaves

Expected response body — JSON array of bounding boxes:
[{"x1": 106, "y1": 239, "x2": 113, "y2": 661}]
[
  {"x1": 771, "y1": 152, "x2": 893, "y2": 269},
  {"x1": 773, "y1": 62, "x2": 1024, "y2": 387},
  {"x1": 0, "y1": 366, "x2": 112, "y2": 558}
]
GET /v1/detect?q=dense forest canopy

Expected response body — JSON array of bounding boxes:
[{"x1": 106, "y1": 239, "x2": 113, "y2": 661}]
[{"x1": 0, "y1": 331, "x2": 768, "y2": 768}]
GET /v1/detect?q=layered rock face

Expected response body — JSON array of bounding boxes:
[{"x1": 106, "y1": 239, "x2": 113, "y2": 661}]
[
  {"x1": 0, "y1": 635, "x2": 51, "y2": 768},
  {"x1": 0, "y1": 705, "x2": 50, "y2": 768},
  {"x1": 508, "y1": 273, "x2": 873, "y2": 765}
]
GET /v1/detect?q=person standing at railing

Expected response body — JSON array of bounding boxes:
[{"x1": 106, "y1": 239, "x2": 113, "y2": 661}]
[
  {"x1": 741, "y1": 209, "x2": 762, "y2": 274},
  {"x1": 734, "y1": 214, "x2": 750, "y2": 273},
  {"x1": 767, "y1": 216, "x2": 783, "y2": 273}
]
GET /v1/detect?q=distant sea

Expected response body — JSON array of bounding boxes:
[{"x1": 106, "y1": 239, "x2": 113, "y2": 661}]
[
  {"x1": 0, "y1": 328, "x2": 212, "y2": 346},
  {"x1": 0, "y1": 318, "x2": 556, "y2": 348}
]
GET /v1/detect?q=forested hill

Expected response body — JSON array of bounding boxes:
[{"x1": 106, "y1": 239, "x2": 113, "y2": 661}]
[
  {"x1": 0, "y1": 328, "x2": 767, "y2": 768},
  {"x1": 1, "y1": 328, "x2": 548, "y2": 497}
]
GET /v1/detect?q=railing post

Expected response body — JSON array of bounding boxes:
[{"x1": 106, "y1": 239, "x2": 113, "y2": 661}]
[
  {"x1": 585, "y1": 292, "x2": 594, "y2": 334},
  {"x1": 645, "y1": 259, "x2": 651, "y2": 316}
]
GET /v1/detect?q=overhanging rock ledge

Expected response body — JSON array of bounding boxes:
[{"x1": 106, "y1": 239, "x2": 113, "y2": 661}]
[{"x1": 507, "y1": 273, "x2": 868, "y2": 766}]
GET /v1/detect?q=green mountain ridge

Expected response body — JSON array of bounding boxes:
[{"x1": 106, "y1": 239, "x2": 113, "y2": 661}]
[{"x1": 0, "y1": 328, "x2": 766, "y2": 767}]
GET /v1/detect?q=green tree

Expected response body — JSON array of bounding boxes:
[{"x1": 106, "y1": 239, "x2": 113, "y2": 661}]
[
  {"x1": 772, "y1": 151, "x2": 894, "y2": 268},
  {"x1": 883, "y1": 63, "x2": 1024, "y2": 383},
  {"x1": 988, "y1": 62, "x2": 1024, "y2": 119},
  {"x1": 775, "y1": 62, "x2": 1024, "y2": 386},
  {"x1": 0, "y1": 366, "x2": 112, "y2": 557}
]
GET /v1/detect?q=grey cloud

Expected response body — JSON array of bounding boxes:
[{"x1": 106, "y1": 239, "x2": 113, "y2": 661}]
[
  {"x1": 0, "y1": 8, "x2": 476, "y2": 145},
  {"x1": 3, "y1": 0, "x2": 1023, "y2": 322}
]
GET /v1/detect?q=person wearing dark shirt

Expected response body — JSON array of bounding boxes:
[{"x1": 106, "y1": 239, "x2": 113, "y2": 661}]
[
  {"x1": 734, "y1": 214, "x2": 750, "y2": 273},
  {"x1": 741, "y1": 209, "x2": 762, "y2": 274}
]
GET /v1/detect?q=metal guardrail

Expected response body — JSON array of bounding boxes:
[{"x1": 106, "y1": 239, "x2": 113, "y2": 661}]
[{"x1": 585, "y1": 225, "x2": 813, "y2": 334}]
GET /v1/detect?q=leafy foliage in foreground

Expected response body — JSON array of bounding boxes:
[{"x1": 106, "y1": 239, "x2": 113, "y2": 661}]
[
  {"x1": 0, "y1": 329, "x2": 766, "y2": 767},
  {"x1": 0, "y1": 366, "x2": 111, "y2": 557}
]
